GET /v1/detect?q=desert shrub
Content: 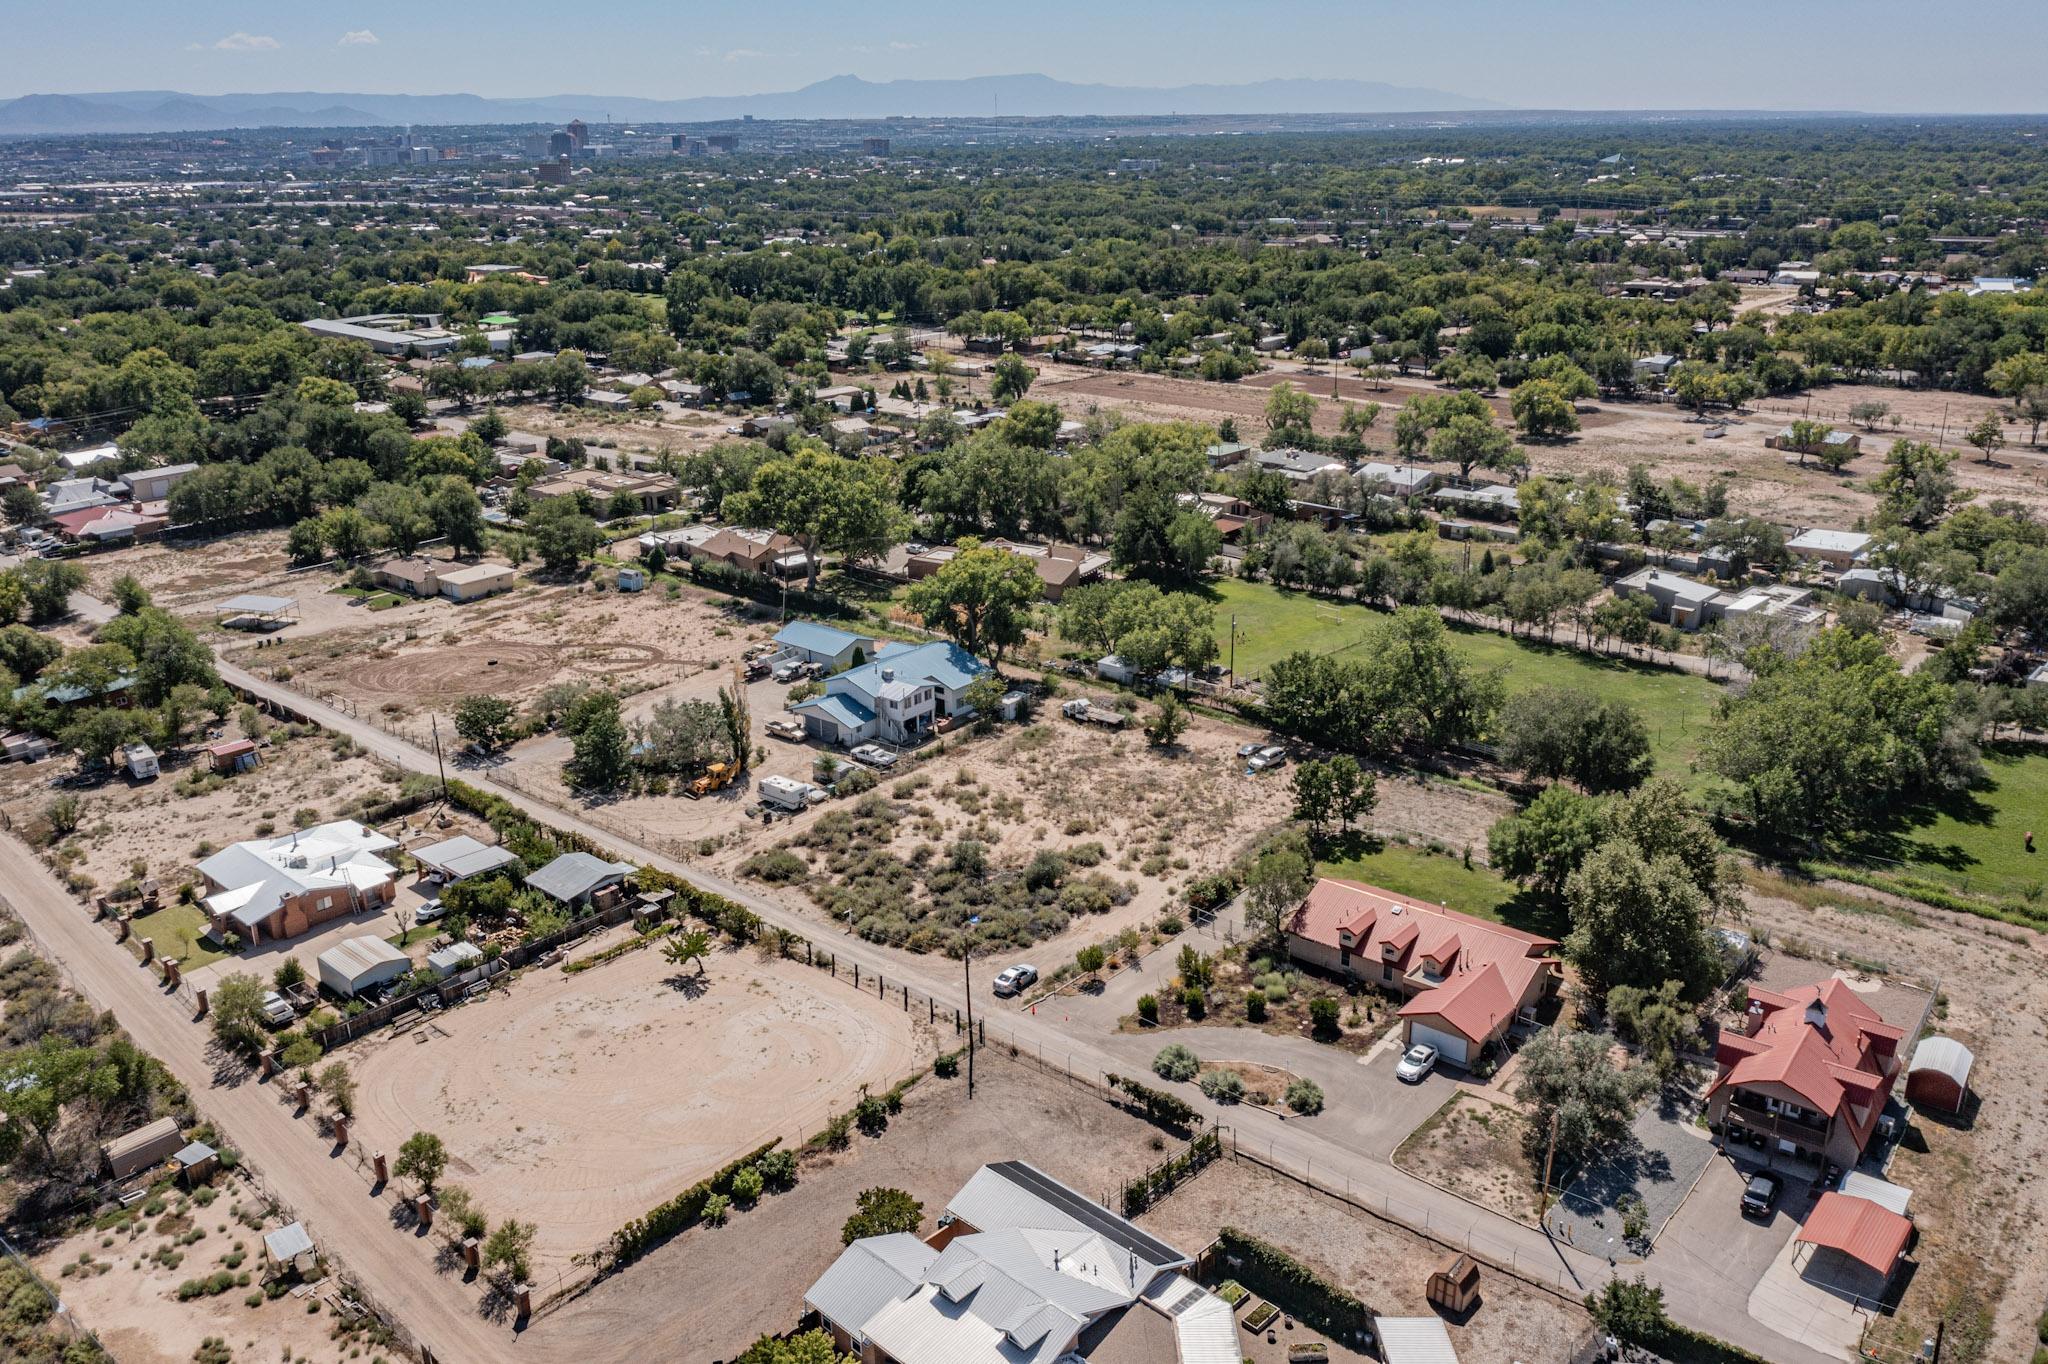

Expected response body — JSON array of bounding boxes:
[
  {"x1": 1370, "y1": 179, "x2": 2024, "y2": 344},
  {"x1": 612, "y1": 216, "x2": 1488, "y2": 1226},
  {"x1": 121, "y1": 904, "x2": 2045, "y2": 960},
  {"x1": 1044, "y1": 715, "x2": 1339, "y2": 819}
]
[
  {"x1": 1285, "y1": 1078, "x2": 1325, "y2": 1114},
  {"x1": 755, "y1": 1149, "x2": 799, "y2": 1191},
  {"x1": 701, "y1": 1193, "x2": 730, "y2": 1226},
  {"x1": 1308, "y1": 995, "x2": 1341, "y2": 1039},
  {"x1": 1136, "y1": 993, "x2": 1158, "y2": 1023},
  {"x1": 739, "y1": 849, "x2": 807, "y2": 884},
  {"x1": 1244, "y1": 989, "x2": 1267, "y2": 1022},
  {"x1": 1152, "y1": 1043, "x2": 1200, "y2": 1082},
  {"x1": 730, "y1": 1166, "x2": 764, "y2": 1205},
  {"x1": 1198, "y1": 1069, "x2": 1246, "y2": 1102}
]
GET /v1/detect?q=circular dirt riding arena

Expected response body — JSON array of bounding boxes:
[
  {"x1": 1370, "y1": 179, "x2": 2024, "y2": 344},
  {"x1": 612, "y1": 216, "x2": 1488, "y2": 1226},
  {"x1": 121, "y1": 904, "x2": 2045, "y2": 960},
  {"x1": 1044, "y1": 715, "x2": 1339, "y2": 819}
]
[
  {"x1": 348, "y1": 937, "x2": 925, "y2": 1273},
  {"x1": 348, "y1": 642, "x2": 561, "y2": 701}
]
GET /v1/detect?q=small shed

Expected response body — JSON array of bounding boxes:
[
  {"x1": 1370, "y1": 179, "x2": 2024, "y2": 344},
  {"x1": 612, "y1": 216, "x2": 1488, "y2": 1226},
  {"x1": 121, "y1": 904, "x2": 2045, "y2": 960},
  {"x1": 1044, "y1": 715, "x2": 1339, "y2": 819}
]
[
  {"x1": 102, "y1": 1116, "x2": 183, "y2": 1179},
  {"x1": 317, "y1": 935, "x2": 411, "y2": 999},
  {"x1": 263, "y1": 1221, "x2": 317, "y2": 1276},
  {"x1": 173, "y1": 1140, "x2": 218, "y2": 1186},
  {"x1": 203, "y1": 738, "x2": 260, "y2": 774},
  {"x1": 616, "y1": 565, "x2": 647, "y2": 592},
  {"x1": 1425, "y1": 1252, "x2": 1481, "y2": 1315},
  {"x1": 1905, "y1": 1035, "x2": 1974, "y2": 1113},
  {"x1": 122, "y1": 742, "x2": 159, "y2": 781},
  {"x1": 427, "y1": 940, "x2": 484, "y2": 978}
]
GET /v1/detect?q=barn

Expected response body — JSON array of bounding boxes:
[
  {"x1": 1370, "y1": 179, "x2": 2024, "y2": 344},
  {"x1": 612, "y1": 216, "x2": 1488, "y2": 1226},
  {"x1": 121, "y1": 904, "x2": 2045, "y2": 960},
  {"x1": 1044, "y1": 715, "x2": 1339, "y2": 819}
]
[{"x1": 1904, "y1": 1035, "x2": 1974, "y2": 1113}]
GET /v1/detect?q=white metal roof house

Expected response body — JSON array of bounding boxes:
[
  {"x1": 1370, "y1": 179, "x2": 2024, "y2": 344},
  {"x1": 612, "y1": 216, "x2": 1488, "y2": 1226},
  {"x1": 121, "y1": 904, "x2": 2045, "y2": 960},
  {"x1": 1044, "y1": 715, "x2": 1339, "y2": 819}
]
[
  {"x1": 524, "y1": 851, "x2": 637, "y2": 906},
  {"x1": 410, "y1": 835, "x2": 519, "y2": 883},
  {"x1": 806, "y1": 1161, "x2": 1237, "y2": 1364},
  {"x1": 1786, "y1": 527, "x2": 1872, "y2": 568},
  {"x1": 197, "y1": 820, "x2": 399, "y2": 945}
]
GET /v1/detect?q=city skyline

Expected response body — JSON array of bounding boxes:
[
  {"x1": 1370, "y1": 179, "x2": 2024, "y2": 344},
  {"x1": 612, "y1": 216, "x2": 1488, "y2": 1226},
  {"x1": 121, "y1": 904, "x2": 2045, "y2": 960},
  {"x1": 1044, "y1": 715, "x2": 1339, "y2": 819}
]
[{"x1": 6, "y1": 0, "x2": 2046, "y2": 115}]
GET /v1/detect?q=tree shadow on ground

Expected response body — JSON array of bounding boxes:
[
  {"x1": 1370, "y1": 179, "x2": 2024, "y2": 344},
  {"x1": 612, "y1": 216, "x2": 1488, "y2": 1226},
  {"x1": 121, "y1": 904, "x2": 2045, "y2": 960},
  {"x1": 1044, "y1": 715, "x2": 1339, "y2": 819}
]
[{"x1": 663, "y1": 972, "x2": 710, "y2": 998}]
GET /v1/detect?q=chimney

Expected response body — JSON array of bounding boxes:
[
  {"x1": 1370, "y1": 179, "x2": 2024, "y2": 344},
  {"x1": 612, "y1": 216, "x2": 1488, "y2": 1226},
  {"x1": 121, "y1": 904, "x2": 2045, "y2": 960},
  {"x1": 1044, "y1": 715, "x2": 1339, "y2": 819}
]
[{"x1": 1052, "y1": 1248, "x2": 1060, "y2": 1272}]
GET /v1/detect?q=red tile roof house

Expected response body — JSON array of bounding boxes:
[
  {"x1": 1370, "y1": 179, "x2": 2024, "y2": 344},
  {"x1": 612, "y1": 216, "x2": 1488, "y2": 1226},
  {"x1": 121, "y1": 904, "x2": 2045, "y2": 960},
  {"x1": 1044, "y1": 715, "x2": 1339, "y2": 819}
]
[
  {"x1": 1283, "y1": 878, "x2": 1561, "y2": 1066},
  {"x1": 1705, "y1": 979, "x2": 1905, "y2": 1172}
]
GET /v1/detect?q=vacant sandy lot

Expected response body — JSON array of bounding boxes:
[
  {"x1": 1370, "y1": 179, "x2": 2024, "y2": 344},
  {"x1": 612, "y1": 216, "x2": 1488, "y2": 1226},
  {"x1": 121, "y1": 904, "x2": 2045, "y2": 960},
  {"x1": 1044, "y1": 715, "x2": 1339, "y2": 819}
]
[
  {"x1": 527, "y1": 1048, "x2": 1179, "y2": 1364},
  {"x1": 1027, "y1": 363, "x2": 2048, "y2": 526},
  {"x1": 242, "y1": 574, "x2": 761, "y2": 719},
  {"x1": 1138, "y1": 1156, "x2": 1589, "y2": 1364},
  {"x1": 31, "y1": 1171, "x2": 398, "y2": 1364},
  {"x1": 82, "y1": 528, "x2": 296, "y2": 610},
  {"x1": 347, "y1": 937, "x2": 927, "y2": 1273}
]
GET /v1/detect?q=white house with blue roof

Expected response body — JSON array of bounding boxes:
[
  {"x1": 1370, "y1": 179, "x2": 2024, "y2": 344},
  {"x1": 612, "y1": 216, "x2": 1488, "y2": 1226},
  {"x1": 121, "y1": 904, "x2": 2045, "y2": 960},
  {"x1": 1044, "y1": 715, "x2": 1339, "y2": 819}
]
[
  {"x1": 791, "y1": 639, "x2": 990, "y2": 747},
  {"x1": 773, "y1": 619, "x2": 878, "y2": 673}
]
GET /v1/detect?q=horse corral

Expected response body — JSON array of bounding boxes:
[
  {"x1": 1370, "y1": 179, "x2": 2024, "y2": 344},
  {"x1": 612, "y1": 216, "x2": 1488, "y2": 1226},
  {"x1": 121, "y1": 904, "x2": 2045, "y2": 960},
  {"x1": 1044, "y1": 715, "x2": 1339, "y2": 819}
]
[{"x1": 346, "y1": 932, "x2": 926, "y2": 1275}]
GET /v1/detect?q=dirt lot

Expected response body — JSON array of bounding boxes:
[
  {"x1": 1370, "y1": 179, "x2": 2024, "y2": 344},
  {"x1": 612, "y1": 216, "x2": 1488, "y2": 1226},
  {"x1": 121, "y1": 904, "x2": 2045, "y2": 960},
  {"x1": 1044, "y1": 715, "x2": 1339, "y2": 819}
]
[
  {"x1": 81, "y1": 528, "x2": 296, "y2": 611},
  {"x1": 524, "y1": 1047, "x2": 1172, "y2": 1364},
  {"x1": 1138, "y1": 1156, "x2": 1590, "y2": 1364},
  {"x1": 31, "y1": 1170, "x2": 404, "y2": 1364},
  {"x1": 1026, "y1": 363, "x2": 2048, "y2": 526},
  {"x1": 1733, "y1": 882, "x2": 2048, "y2": 1364},
  {"x1": 237, "y1": 573, "x2": 760, "y2": 719},
  {"x1": 347, "y1": 933, "x2": 927, "y2": 1275},
  {"x1": 1392, "y1": 1091, "x2": 1542, "y2": 1228}
]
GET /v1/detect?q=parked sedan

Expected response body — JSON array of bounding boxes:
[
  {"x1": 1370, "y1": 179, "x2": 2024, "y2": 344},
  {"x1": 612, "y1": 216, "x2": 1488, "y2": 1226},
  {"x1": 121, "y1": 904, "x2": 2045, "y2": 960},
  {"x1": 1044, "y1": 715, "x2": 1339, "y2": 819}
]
[
  {"x1": 991, "y1": 964, "x2": 1039, "y2": 997},
  {"x1": 849, "y1": 744, "x2": 899, "y2": 770},
  {"x1": 1246, "y1": 745, "x2": 1289, "y2": 772},
  {"x1": 416, "y1": 899, "x2": 446, "y2": 924},
  {"x1": 1394, "y1": 1043, "x2": 1439, "y2": 1083},
  {"x1": 1741, "y1": 1170, "x2": 1783, "y2": 1218}
]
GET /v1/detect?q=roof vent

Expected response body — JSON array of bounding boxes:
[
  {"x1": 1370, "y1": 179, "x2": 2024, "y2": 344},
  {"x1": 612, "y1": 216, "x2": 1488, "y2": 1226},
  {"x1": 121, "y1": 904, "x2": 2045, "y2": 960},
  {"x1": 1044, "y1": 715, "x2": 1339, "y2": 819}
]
[
  {"x1": 880, "y1": 666, "x2": 895, "y2": 681},
  {"x1": 1805, "y1": 999, "x2": 1829, "y2": 1031}
]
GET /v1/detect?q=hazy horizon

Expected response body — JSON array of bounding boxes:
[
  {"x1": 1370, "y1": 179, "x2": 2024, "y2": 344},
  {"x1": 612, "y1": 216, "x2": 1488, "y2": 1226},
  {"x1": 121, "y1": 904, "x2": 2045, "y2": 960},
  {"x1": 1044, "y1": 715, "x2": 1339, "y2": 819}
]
[{"x1": 7, "y1": 0, "x2": 2047, "y2": 115}]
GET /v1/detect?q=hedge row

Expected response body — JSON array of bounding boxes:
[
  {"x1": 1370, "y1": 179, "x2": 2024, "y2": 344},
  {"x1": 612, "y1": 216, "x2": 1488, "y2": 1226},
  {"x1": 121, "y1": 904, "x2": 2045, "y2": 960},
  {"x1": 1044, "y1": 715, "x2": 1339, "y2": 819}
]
[
  {"x1": 1104, "y1": 1072, "x2": 1202, "y2": 1132},
  {"x1": 610, "y1": 1139, "x2": 783, "y2": 1265},
  {"x1": 562, "y1": 921, "x2": 676, "y2": 974},
  {"x1": 1216, "y1": 1226, "x2": 1368, "y2": 1339}
]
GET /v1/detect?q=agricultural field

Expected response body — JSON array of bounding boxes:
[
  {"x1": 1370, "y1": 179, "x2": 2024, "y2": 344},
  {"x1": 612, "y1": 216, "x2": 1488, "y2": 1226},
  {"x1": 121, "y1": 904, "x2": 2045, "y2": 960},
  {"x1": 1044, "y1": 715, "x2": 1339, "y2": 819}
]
[
  {"x1": 346, "y1": 930, "x2": 927, "y2": 1277},
  {"x1": 1211, "y1": 578, "x2": 1725, "y2": 776}
]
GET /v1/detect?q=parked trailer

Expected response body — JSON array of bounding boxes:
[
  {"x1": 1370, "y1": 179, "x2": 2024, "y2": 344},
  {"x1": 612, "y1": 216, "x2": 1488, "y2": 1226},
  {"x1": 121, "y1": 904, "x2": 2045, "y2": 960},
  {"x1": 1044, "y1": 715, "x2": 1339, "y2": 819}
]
[{"x1": 1061, "y1": 699, "x2": 1126, "y2": 729}]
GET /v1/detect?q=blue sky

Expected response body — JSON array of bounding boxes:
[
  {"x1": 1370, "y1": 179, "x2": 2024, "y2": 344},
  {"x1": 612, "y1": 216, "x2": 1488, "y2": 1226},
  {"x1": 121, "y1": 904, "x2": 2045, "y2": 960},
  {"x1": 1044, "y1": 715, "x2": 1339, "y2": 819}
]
[{"x1": 7, "y1": 1, "x2": 2045, "y2": 113}]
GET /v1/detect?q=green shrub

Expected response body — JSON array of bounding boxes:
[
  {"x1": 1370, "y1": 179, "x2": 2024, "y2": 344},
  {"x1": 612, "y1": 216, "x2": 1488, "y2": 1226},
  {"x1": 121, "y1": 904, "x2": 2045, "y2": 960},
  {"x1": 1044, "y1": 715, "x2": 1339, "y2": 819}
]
[
  {"x1": 1308, "y1": 995, "x2": 1341, "y2": 1039},
  {"x1": 1198, "y1": 1069, "x2": 1245, "y2": 1102},
  {"x1": 1244, "y1": 989, "x2": 1267, "y2": 1022},
  {"x1": 1285, "y1": 1078, "x2": 1324, "y2": 1114},
  {"x1": 755, "y1": 1149, "x2": 799, "y2": 1192},
  {"x1": 702, "y1": 1193, "x2": 730, "y2": 1226},
  {"x1": 730, "y1": 1166, "x2": 764, "y2": 1205},
  {"x1": 1216, "y1": 1227, "x2": 1366, "y2": 1337},
  {"x1": 1136, "y1": 993, "x2": 1159, "y2": 1023},
  {"x1": 1152, "y1": 1043, "x2": 1199, "y2": 1082}
]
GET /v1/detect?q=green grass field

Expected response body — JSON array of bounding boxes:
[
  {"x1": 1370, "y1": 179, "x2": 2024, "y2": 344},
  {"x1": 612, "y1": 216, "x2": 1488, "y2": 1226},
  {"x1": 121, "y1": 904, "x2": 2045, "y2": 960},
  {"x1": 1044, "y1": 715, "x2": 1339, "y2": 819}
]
[
  {"x1": 1838, "y1": 745, "x2": 2048, "y2": 910},
  {"x1": 1210, "y1": 580, "x2": 1722, "y2": 776},
  {"x1": 127, "y1": 902, "x2": 231, "y2": 971},
  {"x1": 1316, "y1": 838, "x2": 1565, "y2": 938}
]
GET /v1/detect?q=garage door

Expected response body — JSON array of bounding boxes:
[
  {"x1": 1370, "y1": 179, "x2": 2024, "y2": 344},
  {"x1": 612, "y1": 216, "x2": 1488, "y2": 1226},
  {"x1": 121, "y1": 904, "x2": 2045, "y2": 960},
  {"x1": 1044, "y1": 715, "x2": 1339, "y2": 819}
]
[{"x1": 1407, "y1": 1022, "x2": 1469, "y2": 1066}]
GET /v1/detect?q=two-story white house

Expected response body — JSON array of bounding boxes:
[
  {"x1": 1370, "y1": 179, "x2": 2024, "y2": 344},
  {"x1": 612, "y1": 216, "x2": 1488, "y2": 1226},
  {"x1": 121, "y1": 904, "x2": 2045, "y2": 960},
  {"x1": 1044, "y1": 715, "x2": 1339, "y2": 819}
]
[{"x1": 790, "y1": 640, "x2": 990, "y2": 747}]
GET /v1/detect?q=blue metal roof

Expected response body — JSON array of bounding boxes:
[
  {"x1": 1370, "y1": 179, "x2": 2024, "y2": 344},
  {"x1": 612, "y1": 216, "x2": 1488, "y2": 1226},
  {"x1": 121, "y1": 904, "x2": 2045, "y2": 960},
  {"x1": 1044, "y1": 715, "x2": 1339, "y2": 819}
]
[
  {"x1": 792, "y1": 693, "x2": 875, "y2": 729},
  {"x1": 774, "y1": 619, "x2": 869, "y2": 656},
  {"x1": 841, "y1": 641, "x2": 988, "y2": 700}
]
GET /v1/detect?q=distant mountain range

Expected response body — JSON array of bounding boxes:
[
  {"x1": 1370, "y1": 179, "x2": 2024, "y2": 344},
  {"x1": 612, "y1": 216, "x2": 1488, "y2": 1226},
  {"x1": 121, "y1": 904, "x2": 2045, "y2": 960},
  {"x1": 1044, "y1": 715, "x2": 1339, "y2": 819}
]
[{"x1": 0, "y1": 75, "x2": 1497, "y2": 135}]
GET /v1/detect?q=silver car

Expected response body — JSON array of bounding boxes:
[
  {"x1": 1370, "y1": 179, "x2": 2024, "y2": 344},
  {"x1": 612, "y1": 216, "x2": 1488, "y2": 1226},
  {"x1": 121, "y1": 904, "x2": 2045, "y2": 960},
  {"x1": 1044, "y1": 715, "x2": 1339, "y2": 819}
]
[
  {"x1": 992, "y1": 964, "x2": 1039, "y2": 997},
  {"x1": 849, "y1": 744, "x2": 898, "y2": 770}
]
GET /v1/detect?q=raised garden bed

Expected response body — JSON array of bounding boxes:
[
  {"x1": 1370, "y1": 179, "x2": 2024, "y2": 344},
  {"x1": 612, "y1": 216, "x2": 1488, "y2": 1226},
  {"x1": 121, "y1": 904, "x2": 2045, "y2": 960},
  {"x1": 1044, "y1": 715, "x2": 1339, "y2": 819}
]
[
  {"x1": 1244, "y1": 1301, "x2": 1280, "y2": 1332},
  {"x1": 1214, "y1": 1279, "x2": 1249, "y2": 1308}
]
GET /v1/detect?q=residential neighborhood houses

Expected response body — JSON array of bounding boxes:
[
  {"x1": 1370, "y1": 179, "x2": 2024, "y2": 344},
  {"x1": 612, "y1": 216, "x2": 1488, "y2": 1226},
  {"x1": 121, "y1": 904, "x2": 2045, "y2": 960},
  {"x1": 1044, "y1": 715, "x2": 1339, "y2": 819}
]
[{"x1": 8, "y1": 85, "x2": 2048, "y2": 1364}]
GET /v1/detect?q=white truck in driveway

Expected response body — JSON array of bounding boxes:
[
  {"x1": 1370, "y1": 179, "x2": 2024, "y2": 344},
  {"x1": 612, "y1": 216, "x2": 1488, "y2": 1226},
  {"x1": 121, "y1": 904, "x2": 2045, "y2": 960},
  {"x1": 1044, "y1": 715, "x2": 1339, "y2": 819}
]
[
  {"x1": 759, "y1": 774, "x2": 828, "y2": 812},
  {"x1": 1061, "y1": 698, "x2": 1126, "y2": 729}
]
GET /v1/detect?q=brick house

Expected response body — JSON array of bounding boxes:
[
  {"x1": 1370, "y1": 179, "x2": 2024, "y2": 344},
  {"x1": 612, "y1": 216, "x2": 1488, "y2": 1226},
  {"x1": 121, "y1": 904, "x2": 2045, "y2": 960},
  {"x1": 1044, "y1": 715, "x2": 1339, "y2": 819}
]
[{"x1": 197, "y1": 820, "x2": 399, "y2": 945}]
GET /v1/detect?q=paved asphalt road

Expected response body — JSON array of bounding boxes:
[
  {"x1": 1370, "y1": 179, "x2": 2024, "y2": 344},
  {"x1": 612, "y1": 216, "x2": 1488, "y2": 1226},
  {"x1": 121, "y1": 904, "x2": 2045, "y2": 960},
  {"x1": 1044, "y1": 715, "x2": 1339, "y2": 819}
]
[{"x1": 10, "y1": 591, "x2": 1836, "y2": 1364}]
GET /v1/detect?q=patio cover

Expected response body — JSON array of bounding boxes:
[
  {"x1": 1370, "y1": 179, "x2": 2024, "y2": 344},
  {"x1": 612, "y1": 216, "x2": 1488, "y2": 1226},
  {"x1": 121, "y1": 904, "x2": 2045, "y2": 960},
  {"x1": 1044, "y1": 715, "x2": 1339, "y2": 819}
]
[
  {"x1": 217, "y1": 593, "x2": 296, "y2": 614},
  {"x1": 1796, "y1": 1193, "x2": 1911, "y2": 1277}
]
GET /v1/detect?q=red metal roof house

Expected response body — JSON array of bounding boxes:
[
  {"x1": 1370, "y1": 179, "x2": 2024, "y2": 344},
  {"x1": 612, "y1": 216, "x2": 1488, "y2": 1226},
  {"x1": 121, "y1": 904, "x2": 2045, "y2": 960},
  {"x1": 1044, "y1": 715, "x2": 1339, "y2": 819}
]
[
  {"x1": 1283, "y1": 877, "x2": 1560, "y2": 1066},
  {"x1": 1706, "y1": 979, "x2": 1904, "y2": 1171}
]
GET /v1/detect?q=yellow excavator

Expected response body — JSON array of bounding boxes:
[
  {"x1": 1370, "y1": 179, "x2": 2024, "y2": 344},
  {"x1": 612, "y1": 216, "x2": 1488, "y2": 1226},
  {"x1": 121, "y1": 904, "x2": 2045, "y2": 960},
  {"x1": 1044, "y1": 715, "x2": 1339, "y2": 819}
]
[{"x1": 688, "y1": 761, "x2": 735, "y2": 799}]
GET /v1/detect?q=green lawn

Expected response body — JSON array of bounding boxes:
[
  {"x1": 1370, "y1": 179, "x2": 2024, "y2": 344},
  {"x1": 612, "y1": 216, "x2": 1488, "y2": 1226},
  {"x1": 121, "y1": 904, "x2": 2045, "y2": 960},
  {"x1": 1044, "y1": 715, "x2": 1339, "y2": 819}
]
[
  {"x1": 127, "y1": 902, "x2": 231, "y2": 971},
  {"x1": 1316, "y1": 838, "x2": 1565, "y2": 939},
  {"x1": 1210, "y1": 579, "x2": 1722, "y2": 777},
  {"x1": 1836, "y1": 745, "x2": 2048, "y2": 910}
]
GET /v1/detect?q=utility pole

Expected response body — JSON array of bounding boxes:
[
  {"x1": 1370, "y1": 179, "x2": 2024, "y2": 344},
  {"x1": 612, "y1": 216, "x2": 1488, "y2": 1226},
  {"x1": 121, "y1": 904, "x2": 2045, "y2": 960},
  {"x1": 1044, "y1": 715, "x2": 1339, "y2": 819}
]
[
  {"x1": 1228, "y1": 613, "x2": 1236, "y2": 682},
  {"x1": 430, "y1": 715, "x2": 448, "y2": 801},
  {"x1": 963, "y1": 915, "x2": 981, "y2": 1098},
  {"x1": 1537, "y1": 1107, "x2": 1560, "y2": 1217}
]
